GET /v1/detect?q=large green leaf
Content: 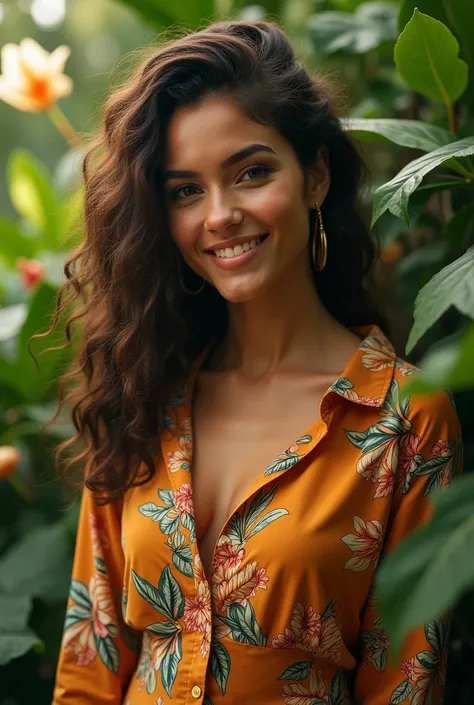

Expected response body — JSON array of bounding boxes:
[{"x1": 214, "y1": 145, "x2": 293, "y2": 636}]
[
  {"x1": 406, "y1": 246, "x2": 474, "y2": 353},
  {"x1": 394, "y1": 9, "x2": 469, "y2": 106},
  {"x1": 375, "y1": 473, "x2": 474, "y2": 658},
  {"x1": 342, "y1": 118, "x2": 452, "y2": 152},
  {"x1": 402, "y1": 325, "x2": 474, "y2": 396},
  {"x1": 0, "y1": 218, "x2": 38, "y2": 267},
  {"x1": 372, "y1": 136, "x2": 474, "y2": 226},
  {"x1": 7, "y1": 149, "x2": 64, "y2": 250},
  {"x1": 0, "y1": 595, "x2": 41, "y2": 665},
  {"x1": 399, "y1": 0, "x2": 474, "y2": 71},
  {"x1": 116, "y1": 0, "x2": 215, "y2": 30},
  {"x1": 15, "y1": 281, "x2": 72, "y2": 402},
  {"x1": 0, "y1": 522, "x2": 73, "y2": 601},
  {"x1": 308, "y1": 2, "x2": 398, "y2": 55}
]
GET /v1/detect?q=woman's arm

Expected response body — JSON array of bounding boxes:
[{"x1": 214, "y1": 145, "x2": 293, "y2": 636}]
[
  {"x1": 52, "y1": 487, "x2": 141, "y2": 704},
  {"x1": 353, "y1": 389, "x2": 462, "y2": 705}
]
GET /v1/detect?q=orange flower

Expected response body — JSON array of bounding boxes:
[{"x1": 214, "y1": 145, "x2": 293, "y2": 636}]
[
  {"x1": 16, "y1": 257, "x2": 45, "y2": 289},
  {"x1": 0, "y1": 446, "x2": 20, "y2": 479},
  {"x1": 0, "y1": 39, "x2": 72, "y2": 112}
]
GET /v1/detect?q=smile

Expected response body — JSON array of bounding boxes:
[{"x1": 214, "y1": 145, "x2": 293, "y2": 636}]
[
  {"x1": 210, "y1": 234, "x2": 268, "y2": 259},
  {"x1": 206, "y1": 234, "x2": 270, "y2": 271}
]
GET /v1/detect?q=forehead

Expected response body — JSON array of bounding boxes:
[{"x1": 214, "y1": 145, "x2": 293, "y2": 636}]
[{"x1": 164, "y1": 95, "x2": 287, "y2": 166}]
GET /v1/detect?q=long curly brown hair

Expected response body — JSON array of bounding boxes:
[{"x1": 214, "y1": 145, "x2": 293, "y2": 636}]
[{"x1": 29, "y1": 19, "x2": 386, "y2": 504}]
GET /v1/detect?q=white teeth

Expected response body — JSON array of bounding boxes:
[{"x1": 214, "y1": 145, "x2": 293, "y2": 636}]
[{"x1": 213, "y1": 235, "x2": 266, "y2": 258}]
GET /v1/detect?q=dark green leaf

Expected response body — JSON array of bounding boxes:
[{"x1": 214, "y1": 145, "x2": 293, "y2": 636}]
[
  {"x1": 96, "y1": 634, "x2": 120, "y2": 674},
  {"x1": 277, "y1": 659, "x2": 312, "y2": 681},
  {"x1": 375, "y1": 474, "x2": 474, "y2": 658},
  {"x1": 161, "y1": 633, "x2": 182, "y2": 697},
  {"x1": 210, "y1": 639, "x2": 231, "y2": 694},
  {"x1": 0, "y1": 595, "x2": 41, "y2": 665},
  {"x1": 343, "y1": 118, "x2": 452, "y2": 151},
  {"x1": 372, "y1": 137, "x2": 474, "y2": 227},
  {"x1": 406, "y1": 247, "x2": 474, "y2": 352}
]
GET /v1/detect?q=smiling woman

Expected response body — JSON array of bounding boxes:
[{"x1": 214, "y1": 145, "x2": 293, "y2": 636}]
[{"x1": 32, "y1": 17, "x2": 462, "y2": 705}]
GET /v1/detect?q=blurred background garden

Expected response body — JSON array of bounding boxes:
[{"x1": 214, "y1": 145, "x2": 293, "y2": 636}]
[{"x1": 1, "y1": 0, "x2": 474, "y2": 702}]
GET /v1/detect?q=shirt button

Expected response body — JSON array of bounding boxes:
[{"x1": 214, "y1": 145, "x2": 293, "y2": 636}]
[{"x1": 191, "y1": 685, "x2": 202, "y2": 699}]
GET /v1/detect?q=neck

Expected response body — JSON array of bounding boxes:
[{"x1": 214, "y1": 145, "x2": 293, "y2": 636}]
[{"x1": 210, "y1": 254, "x2": 349, "y2": 379}]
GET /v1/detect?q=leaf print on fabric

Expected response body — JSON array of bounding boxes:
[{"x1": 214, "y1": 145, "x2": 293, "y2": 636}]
[
  {"x1": 218, "y1": 601, "x2": 267, "y2": 646},
  {"x1": 272, "y1": 600, "x2": 343, "y2": 664},
  {"x1": 346, "y1": 379, "x2": 414, "y2": 499},
  {"x1": 210, "y1": 638, "x2": 231, "y2": 695},
  {"x1": 225, "y1": 485, "x2": 289, "y2": 544},
  {"x1": 264, "y1": 435, "x2": 313, "y2": 476},
  {"x1": 390, "y1": 616, "x2": 449, "y2": 705},
  {"x1": 341, "y1": 516, "x2": 384, "y2": 572},
  {"x1": 131, "y1": 566, "x2": 185, "y2": 697},
  {"x1": 278, "y1": 660, "x2": 347, "y2": 705},
  {"x1": 62, "y1": 574, "x2": 120, "y2": 673},
  {"x1": 139, "y1": 484, "x2": 196, "y2": 578},
  {"x1": 414, "y1": 437, "x2": 462, "y2": 496}
]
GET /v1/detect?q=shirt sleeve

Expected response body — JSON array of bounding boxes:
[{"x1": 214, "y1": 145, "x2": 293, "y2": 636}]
[
  {"x1": 52, "y1": 486, "x2": 141, "y2": 704},
  {"x1": 353, "y1": 389, "x2": 463, "y2": 705}
]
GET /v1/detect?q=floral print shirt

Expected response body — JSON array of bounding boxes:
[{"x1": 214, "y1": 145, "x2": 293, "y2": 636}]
[{"x1": 52, "y1": 325, "x2": 462, "y2": 705}]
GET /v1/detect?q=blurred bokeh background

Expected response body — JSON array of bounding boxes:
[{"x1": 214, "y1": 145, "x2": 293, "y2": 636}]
[{"x1": 1, "y1": 0, "x2": 473, "y2": 703}]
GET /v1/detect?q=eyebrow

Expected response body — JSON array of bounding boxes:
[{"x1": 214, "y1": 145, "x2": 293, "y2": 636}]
[{"x1": 163, "y1": 143, "x2": 277, "y2": 181}]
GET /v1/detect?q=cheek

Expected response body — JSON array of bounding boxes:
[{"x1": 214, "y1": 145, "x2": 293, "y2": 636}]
[{"x1": 168, "y1": 208, "x2": 199, "y2": 254}]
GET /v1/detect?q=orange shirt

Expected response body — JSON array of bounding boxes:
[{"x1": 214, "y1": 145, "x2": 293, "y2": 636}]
[{"x1": 52, "y1": 324, "x2": 462, "y2": 705}]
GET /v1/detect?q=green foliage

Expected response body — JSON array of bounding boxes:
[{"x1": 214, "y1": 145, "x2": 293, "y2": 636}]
[
  {"x1": 342, "y1": 117, "x2": 453, "y2": 151},
  {"x1": 406, "y1": 247, "x2": 474, "y2": 353},
  {"x1": 116, "y1": 0, "x2": 216, "y2": 30},
  {"x1": 308, "y1": 2, "x2": 399, "y2": 54},
  {"x1": 1, "y1": 0, "x2": 474, "y2": 701},
  {"x1": 376, "y1": 473, "x2": 474, "y2": 659},
  {"x1": 372, "y1": 137, "x2": 474, "y2": 226},
  {"x1": 0, "y1": 595, "x2": 42, "y2": 666},
  {"x1": 394, "y1": 9, "x2": 468, "y2": 107}
]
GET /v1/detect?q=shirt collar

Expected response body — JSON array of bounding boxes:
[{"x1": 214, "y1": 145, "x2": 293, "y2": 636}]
[{"x1": 328, "y1": 324, "x2": 397, "y2": 408}]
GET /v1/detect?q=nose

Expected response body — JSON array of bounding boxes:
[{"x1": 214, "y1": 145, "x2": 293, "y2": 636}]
[{"x1": 204, "y1": 187, "x2": 242, "y2": 232}]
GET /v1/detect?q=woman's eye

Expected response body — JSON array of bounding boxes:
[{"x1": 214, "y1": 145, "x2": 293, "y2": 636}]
[
  {"x1": 241, "y1": 164, "x2": 273, "y2": 180},
  {"x1": 171, "y1": 184, "x2": 199, "y2": 200}
]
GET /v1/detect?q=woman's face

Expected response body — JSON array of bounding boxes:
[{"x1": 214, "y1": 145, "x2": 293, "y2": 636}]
[{"x1": 163, "y1": 94, "x2": 329, "y2": 302}]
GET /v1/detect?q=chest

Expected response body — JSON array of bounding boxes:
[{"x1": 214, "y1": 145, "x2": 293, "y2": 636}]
[{"x1": 189, "y1": 370, "x2": 333, "y2": 576}]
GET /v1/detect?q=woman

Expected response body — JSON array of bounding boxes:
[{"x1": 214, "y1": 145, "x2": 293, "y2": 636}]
[{"x1": 48, "y1": 18, "x2": 462, "y2": 705}]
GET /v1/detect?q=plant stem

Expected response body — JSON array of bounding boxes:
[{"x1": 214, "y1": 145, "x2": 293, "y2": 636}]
[
  {"x1": 447, "y1": 101, "x2": 457, "y2": 134},
  {"x1": 47, "y1": 103, "x2": 82, "y2": 148}
]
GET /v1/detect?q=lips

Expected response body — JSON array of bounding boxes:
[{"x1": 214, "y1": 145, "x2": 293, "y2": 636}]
[
  {"x1": 205, "y1": 233, "x2": 270, "y2": 270},
  {"x1": 205, "y1": 234, "x2": 269, "y2": 255}
]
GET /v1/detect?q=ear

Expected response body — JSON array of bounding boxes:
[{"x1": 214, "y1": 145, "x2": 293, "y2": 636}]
[{"x1": 306, "y1": 146, "x2": 331, "y2": 208}]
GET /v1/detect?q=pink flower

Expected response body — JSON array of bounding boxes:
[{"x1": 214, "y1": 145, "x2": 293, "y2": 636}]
[
  {"x1": 173, "y1": 483, "x2": 194, "y2": 515},
  {"x1": 432, "y1": 440, "x2": 449, "y2": 457},
  {"x1": 183, "y1": 581, "x2": 212, "y2": 634},
  {"x1": 271, "y1": 628, "x2": 298, "y2": 649},
  {"x1": 212, "y1": 537, "x2": 245, "y2": 572},
  {"x1": 288, "y1": 443, "x2": 299, "y2": 454}
]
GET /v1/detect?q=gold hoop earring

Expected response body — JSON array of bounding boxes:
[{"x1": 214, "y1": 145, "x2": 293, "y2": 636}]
[
  {"x1": 177, "y1": 257, "x2": 205, "y2": 295},
  {"x1": 312, "y1": 202, "x2": 327, "y2": 272}
]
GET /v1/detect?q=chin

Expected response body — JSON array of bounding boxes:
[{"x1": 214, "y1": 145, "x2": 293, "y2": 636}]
[{"x1": 213, "y1": 276, "x2": 270, "y2": 304}]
